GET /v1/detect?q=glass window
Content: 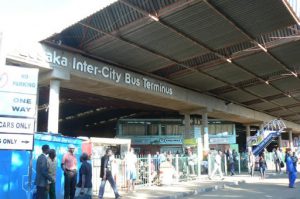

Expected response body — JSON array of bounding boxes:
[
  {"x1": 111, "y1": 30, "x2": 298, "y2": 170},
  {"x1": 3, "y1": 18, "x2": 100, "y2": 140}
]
[
  {"x1": 122, "y1": 123, "x2": 145, "y2": 135},
  {"x1": 146, "y1": 124, "x2": 158, "y2": 135}
]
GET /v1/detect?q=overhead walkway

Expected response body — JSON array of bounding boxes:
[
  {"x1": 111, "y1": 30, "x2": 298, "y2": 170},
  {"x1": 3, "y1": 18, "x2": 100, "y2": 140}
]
[{"x1": 250, "y1": 119, "x2": 286, "y2": 156}]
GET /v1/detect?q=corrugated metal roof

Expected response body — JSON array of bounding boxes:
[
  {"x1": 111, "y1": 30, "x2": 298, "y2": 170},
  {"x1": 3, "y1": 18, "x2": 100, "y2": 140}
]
[
  {"x1": 205, "y1": 63, "x2": 254, "y2": 84},
  {"x1": 90, "y1": 39, "x2": 172, "y2": 71},
  {"x1": 269, "y1": 40, "x2": 300, "y2": 69},
  {"x1": 234, "y1": 52, "x2": 285, "y2": 76},
  {"x1": 121, "y1": 22, "x2": 207, "y2": 62},
  {"x1": 271, "y1": 77, "x2": 300, "y2": 91},
  {"x1": 161, "y1": 2, "x2": 249, "y2": 49},
  {"x1": 272, "y1": 97, "x2": 298, "y2": 106},
  {"x1": 245, "y1": 84, "x2": 282, "y2": 98},
  {"x1": 123, "y1": 0, "x2": 177, "y2": 13},
  {"x1": 43, "y1": 0, "x2": 300, "y2": 124},
  {"x1": 210, "y1": 0, "x2": 296, "y2": 36},
  {"x1": 173, "y1": 72, "x2": 226, "y2": 91},
  {"x1": 220, "y1": 90, "x2": 257, "y2": 102},
  {"x1": 248, "y1": 101, "x2": 278, "y2": 111}
]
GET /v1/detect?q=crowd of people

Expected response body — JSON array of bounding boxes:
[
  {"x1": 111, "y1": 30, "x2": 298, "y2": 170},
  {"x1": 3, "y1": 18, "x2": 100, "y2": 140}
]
[
  {"x1": 34, "y1": 144, "x2": 140, "y2": 199},
  {"x1": 34, "y1": 144, "x2": 299, "y2": 199},
  {"x1": 35, "y1": 144, "x2": 93, "y2": 199}
]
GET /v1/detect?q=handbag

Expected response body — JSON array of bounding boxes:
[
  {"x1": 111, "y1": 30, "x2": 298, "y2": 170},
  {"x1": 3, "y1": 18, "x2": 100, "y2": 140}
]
[{"x1": 280, "y1": 161, "x2": 284, "y2": 168}]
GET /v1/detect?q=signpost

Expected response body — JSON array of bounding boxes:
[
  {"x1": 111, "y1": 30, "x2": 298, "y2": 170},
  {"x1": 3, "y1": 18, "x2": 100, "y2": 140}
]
[{"x1": 0, "y1": 65, "x2": 38, "y2": 151}]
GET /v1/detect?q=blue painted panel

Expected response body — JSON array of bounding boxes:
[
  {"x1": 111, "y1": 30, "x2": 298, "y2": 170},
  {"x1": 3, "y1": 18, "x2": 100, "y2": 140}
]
[{"x1": 0, "y1": 133, "x2": 82, "y2": 199}]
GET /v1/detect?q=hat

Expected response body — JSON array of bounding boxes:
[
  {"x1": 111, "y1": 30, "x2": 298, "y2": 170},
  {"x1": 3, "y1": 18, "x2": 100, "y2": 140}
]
[{"x1": 68, "y1": 144, "x2": 75, "y2": 149}]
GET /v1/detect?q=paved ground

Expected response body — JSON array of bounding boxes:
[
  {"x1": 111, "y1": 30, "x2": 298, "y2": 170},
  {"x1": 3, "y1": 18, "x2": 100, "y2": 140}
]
[
  {"x1": 188, "y1": 175, "x2": 300, "y2": 199},
  {"x1": 93, "y1": 172, "x2": 299, "y2": 199}
]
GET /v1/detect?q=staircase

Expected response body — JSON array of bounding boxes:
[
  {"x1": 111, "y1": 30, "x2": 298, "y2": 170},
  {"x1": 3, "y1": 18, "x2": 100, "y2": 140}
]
[
  {"x1": 252, "y1": 131, "x2": 280, "y2": 156},
  {"x1": 250, "y1": 119, "x2": 286, "y2": 156}
]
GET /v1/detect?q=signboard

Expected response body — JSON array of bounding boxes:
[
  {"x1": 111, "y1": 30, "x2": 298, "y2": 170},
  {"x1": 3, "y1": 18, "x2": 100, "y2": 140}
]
[
  {"x1": 124, "y1": 136, "x2": 183, "y2": 145},
  {"x1": 209, "y1": 135, "x2": 236, "y2": 144},
  {"x1": 0, "y1": 92, "x2": 36, "y2": 117},
  {"x1": 0, "y1": 133, "x2": 33, "y2": 150},
  {"x1": 0, "y1": 117, "x2": 34, "y2": 134},
  {"x1": 0, "y1": 66, "x2": 38, "y2": 151},
  {"x1": 0, "y1": 66, "x2": 38, "y2": 94}
]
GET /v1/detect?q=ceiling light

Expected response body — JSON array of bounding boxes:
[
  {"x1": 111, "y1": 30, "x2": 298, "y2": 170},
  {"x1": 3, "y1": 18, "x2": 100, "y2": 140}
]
[
  {"x1": 265, "y1": 80, "x2": 269, "y2": 85},
  {"x1": 258, "y1": 44, "x2": 267, "y2": 52},
  {"x1": 226, "y1": 58, "x2": 232, "y2": 63},
  {"x1": 291, "y1": 71, "x2": 298, "y2": 77},
  {"x1": 149, "y1": 14, "x2": 159, "y2": 21}
]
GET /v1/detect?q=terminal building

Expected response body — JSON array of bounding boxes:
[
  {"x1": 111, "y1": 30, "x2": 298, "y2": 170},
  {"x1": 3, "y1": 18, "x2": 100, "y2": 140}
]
[
  {"x1": 4, "y1": 0, "x2": 300, "y2": 153},
  {"x1": 2, "y1": 0, "x2": 300, "y2": 198}
]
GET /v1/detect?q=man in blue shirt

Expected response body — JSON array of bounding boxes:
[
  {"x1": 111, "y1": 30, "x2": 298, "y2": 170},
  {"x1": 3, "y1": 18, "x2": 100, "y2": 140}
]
[{"x1": 286, "y1": 149, "x2": 297, "y2": 188}]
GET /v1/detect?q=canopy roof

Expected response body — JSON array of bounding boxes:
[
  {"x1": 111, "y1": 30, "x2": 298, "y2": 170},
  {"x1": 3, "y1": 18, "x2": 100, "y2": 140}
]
[{"x1": 44, "y1": 0, "x2": 300, "y2": 125}]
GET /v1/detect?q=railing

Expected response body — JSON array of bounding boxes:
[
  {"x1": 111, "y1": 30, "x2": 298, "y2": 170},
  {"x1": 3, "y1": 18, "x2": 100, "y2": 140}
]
[
  {"x1": 91, "y1": 154, "x2": 209, "y2": 194},
  {"x1": 91, "y1": 151, "x2": 283, "y2": 195}
]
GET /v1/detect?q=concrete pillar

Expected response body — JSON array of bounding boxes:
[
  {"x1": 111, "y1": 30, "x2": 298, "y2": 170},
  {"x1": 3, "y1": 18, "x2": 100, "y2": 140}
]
[
  {"x1": 289, "y1": 130, "x2": 294, "y2": 149},
  {"x1": 184, "y1": 114, "x2": 191, "y2": 139},
  {"x1": 246, "y1": 125, "x2": 251, "y2": 137},
  {"x1": 47, "y1": 79, "x2": 61, "y2": 133},
  {"x1": 202, "y1": 112, "x2": 209, "y2": 151},
  {"x1": 278, "y1": 134, "x2": 282, "y2": 148},
  {"x1": 259, "y1": 123, "x2": 264, "y2": 131}
]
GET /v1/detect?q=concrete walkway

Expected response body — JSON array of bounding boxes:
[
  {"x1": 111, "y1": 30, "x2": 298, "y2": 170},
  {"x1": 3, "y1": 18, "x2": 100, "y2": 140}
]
[{"x1": 94, "y1": 173, "x2": 265, "y2": 199}]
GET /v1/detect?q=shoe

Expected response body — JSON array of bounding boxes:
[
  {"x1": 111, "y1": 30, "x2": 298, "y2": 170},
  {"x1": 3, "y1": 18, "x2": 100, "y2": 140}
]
[
  {"x1": 208, "y1": 176, "x2": 212, "y2": 180},
  {"x1": 116, "y1": 196, "x2": 122, "y2": 199}
]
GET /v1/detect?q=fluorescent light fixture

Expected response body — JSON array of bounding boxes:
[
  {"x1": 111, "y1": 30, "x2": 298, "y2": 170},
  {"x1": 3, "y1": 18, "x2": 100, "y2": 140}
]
[
  {"x1": 291, "y1": 71, "x2": 298, "y2": 77},
  {"x1": 258, "y1": 44, "x2": 267, "y2": 52},
  {"x1": 226, "y1": 58, "x2": 232, "y2": 63},
  {"x1": 149, "y1": 14, "x2": 159, "y2": 21}
]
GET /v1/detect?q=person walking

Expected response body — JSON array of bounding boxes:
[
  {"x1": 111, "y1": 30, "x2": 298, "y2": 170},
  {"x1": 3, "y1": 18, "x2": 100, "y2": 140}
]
[
  {"x1": 98, "y1": 148, "x2": 121, "y2": 199},
  {"x1": 259, "y1": 153, "x2": 267, "y2": 180},
  {"x1": 274, "y1": 147, "x2": 282, "y2": 174},
  {"x1": 62, "y1": 144, "x2": 77, "y2": 199},
  {"x1": 228, "y1": 149, "x2": 236, "y2": 176},
  {"x1": 35, "y1": 144, "x2": 54, "y2": 199},
  {"x1": 248, "y1": 151, "x2": 255, "y2": 177},
  {"x1": 153, "y1": 151, "x2": 161, "y2": 172},
  {"x1": 125, "y1": 148, "x2": 137, "y2": 192},
  {"x1": 286, "y1": 149, "x2": 297, "y2": 188},
  {"x1": 76, "y1": 153, "x2": 92, "y2": 198},
  {"x1": 209, "y1": 150, "x2": 224, "y2": 180},
  {"x1": 47, "y1": 149, "x2": 57, "y2": 199}
]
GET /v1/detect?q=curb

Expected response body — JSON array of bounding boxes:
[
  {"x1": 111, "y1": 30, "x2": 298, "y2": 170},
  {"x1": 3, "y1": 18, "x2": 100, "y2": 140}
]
[{"x1": 158, "y1": 180, "x2": 245, "y2": 199}]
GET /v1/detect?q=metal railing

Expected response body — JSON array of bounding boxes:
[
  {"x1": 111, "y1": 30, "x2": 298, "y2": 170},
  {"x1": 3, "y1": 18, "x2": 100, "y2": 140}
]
[{"x1": 91, "y1": 153, "x2": 209, "y2": 194}]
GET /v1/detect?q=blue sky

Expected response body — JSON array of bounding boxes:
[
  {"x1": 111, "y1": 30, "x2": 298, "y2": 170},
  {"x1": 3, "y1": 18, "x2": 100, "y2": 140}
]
[{"x1": 0, "y1": 0, "x2": 116, "y2": 46}]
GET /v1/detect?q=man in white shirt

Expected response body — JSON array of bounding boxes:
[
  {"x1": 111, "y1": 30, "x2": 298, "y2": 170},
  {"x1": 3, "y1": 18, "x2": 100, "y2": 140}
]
[
  {"x1": 209, "y1": 150, "x2": 224, "y2": 180},
  {"x1": 125, "y1": 148, "x2": 137, "y2": 192}
]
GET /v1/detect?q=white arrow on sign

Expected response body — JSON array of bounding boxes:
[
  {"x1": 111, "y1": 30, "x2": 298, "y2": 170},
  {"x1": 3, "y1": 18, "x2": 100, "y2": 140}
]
[{"x1": 0, "y1": 133, "x2": 33, "y2": 150}]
